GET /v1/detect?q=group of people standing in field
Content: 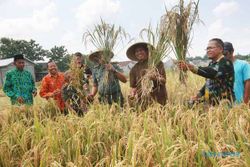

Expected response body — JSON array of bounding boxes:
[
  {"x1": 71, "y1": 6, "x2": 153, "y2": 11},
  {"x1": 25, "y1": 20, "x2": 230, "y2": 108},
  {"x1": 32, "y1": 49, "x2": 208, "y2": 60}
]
[{"x1": 3, "y1": 38, "x2": 250, "y2": 115}]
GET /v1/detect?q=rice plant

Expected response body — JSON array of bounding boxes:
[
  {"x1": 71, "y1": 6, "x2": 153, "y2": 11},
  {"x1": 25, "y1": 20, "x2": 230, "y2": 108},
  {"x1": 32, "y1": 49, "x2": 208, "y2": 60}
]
[
  {"x1": 83, "y1": 19, "x2": 128, "y2": 64},
  {"x1": 0, "y1": 71, "x2": 249, "y2": 167},
  {"x1": 160, "y1": 0, "x2": 201, "y2": 84},
  {"x1": 83, "y1": 19, "x2": 129, "y2": 85},
  {"x1": 138, "y1": 24, "x2": 172, "y2": 98}
]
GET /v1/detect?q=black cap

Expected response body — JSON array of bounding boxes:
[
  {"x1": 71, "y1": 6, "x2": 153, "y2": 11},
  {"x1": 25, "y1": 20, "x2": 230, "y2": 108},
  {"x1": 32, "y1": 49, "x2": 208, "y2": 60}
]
[
  {"x1": 14, "y1": 54, "x2": 24, "y2": 61},
  {"x1": 223, "y1": 42, "x2": 234, "y2": 52}
]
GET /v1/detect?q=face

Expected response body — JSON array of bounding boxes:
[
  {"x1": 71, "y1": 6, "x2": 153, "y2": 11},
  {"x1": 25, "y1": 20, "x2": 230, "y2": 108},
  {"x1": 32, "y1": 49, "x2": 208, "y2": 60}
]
[
  {"x1": 14, "y1": 59, "x2": 25, "y2": 70},
  {"x1": 75, "y1": 56, "x2": 83, "y2": 67},
  {"x1": 48, "y1": 62, "x2": 58, "y2": 75},
  {"x1": 206, "y1": 41, "x2": 223, "y2": 60},
  {"x1": 135, "y1": 47, "x2": 148, "y2": 61}
]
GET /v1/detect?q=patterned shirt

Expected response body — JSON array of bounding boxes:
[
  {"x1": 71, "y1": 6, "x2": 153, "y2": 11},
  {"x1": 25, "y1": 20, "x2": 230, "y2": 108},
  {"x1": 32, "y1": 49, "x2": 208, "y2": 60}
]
[
  {"x1": 62, "y1": 83, "x2": 87, "y2": 115},
  {"x1": 92, "y1": 63, "x2": 124, "y2": 105},
  {"x1": 197, "y1": 56, "x2": 235, "y2": 105},
  {"x1": 39, "y1": 73, "x2": 65, "y2": 110},
  {"x1": 3, "y1": 68, "x2": 36, "y2": 105}
]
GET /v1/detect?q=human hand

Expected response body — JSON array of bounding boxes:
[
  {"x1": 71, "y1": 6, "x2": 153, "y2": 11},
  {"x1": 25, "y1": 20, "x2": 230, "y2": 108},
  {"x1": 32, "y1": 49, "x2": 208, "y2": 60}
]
[
  {"x1": 105, "y1": 64, "x2": 116, "y2": 72},
  {"x1": 32, "y1": 91, "x2": 37, "y2": 97},
  {"x1": 17, "y1": 97, "x2": 24, "y2": 104}
]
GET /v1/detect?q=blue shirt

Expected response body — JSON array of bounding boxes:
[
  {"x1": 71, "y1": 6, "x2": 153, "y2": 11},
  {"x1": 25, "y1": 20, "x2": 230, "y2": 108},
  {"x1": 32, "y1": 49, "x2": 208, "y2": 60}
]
[{"x1": 233, "y1": 59, "x2": 250, "y2": 103}]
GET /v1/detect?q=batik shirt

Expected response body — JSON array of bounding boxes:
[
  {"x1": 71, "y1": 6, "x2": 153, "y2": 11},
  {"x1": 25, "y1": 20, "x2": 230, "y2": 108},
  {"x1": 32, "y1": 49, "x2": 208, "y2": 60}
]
[
  {"x1": 39, "y1": 73, "x2": 65, "y2": 110},
  {"x1": 197, "y1": 56, "x2": 235, "y2": 105},
  {"x1": 92, "y1": 63, "x2": 124, "y2": 106},
  {"x1": 3, "y1": 68, "x2": 36, "y2": 105}
]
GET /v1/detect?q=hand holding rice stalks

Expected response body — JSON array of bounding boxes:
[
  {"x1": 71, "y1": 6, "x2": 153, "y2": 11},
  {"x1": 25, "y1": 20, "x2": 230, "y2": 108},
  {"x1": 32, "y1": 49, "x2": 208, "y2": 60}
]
[
  {"x1": 160, "y1": 0, "x2": 201, "y2": 84},
  {"x1": 83, "y1": 19, "x2": 129, "y2": 84},
  {"x1": 139, "y1": 25, "x2": 171, "y2": 98}
]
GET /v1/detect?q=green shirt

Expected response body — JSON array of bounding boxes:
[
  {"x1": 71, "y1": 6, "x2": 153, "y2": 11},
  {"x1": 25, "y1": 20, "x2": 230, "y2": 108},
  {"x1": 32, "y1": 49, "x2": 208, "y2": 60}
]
[{"x1": 3, "y1": 68, "x2": 36, "y2": 105}]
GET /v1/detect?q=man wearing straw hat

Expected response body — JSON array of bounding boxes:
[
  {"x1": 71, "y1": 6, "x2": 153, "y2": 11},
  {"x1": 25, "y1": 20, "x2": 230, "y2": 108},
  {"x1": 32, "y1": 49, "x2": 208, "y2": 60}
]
[
  {"x1": 177, "y1": 38, "x2": 235, "y2": 106},
  {"x1": 88, "y1": 50, "x2": 127, "y2": 107},
  {"x1": 126, "y1": 42, "x2": 168, "y2": 109}
]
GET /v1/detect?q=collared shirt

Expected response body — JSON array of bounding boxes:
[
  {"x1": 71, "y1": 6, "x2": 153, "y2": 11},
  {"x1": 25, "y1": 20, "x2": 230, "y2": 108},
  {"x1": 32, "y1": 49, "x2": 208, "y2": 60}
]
[
  {"x1": 3, "y1": 68, "x2": 36, "y2": 105},
  {"x1": 39, "y1": 72, "x2": 65, "y2": 109},
  {"x1": 197, "y1": 56, "x2": 235, "y2": 105},
  {"x1": 92, "y1": 63, "x2": 124, "y2": 106},
  {"x1": 92, "y1": 63, "x2": 123, "y2": 95},
  {"x1": 129, "y1": 60, "x2": 167, "y2": 106}
]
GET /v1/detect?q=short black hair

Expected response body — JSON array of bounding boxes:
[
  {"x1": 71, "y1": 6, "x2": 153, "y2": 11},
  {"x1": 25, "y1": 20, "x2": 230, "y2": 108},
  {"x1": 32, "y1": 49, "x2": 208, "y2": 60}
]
[
  {"x1": 209, "y1": 38, "x2": 224, "y2": 49},
  {"x1": 224, "y1": 42, "x2": 234, "y2": 53},
  {"x1": 14, "y1": 54, "x2": 24, "y2": 61}
]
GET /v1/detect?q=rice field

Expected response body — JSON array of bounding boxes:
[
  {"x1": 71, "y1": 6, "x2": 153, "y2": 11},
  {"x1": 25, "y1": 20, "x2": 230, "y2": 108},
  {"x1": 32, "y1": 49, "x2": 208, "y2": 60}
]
[{"x1": 0, "y1": 70, "x2": 249, "y2": 167}]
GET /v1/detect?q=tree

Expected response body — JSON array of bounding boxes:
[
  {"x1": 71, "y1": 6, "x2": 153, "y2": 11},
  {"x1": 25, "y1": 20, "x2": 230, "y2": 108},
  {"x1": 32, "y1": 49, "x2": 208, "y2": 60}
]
[
  {"x1": 0, "y1": 37, "x2": 48, "y2": 61},
  {"x1": 47, "y1": 46, "x2": 71, "y2": 71}
]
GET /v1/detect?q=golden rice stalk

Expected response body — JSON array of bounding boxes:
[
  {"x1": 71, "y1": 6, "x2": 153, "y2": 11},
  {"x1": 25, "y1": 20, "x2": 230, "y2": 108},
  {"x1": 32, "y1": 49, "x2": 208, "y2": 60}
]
[
  {"x1": 160, "y1": 0, "x2": 201, "y2": 84},
  {"x1": 83, "y1": 19, "x2": 129, "y2": 85},
  {"x1": 83, "y1": 19, "x2": 128, "y2": 64},
  {"x1": 139, "y1": 25, "x2": 171, "y2": 98}
]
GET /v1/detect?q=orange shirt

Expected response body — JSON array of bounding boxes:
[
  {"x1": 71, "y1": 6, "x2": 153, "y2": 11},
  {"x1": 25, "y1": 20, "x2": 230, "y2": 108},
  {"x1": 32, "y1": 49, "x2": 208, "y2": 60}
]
[{"x1": 39, "y1": 72, "x2": 65, "y2": 110}]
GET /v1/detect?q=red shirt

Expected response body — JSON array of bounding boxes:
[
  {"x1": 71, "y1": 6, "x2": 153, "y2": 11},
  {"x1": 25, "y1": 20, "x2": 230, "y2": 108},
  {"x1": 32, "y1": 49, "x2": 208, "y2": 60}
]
[{"x1": 39, "y1": 72, "x2": 65, "y2": 110}]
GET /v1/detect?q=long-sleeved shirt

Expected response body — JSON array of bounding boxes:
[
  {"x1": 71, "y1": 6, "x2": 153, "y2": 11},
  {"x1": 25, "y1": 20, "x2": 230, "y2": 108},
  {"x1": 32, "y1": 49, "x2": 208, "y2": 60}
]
[
  {"x1": 39, "y1": 73, "x2": 65, "y2": 110},
  {"x1": 3, "y1": 68, "x2": 36, "y2": 105},
  {"x1": 196, "y1": 56, "x2": 235, "y2": 105}
]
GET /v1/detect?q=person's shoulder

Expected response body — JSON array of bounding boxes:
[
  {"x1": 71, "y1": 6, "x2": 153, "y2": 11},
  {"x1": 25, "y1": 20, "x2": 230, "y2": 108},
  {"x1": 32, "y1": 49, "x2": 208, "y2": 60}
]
[
  {"x1": 23, "y1": 69, "x2": 33, "y2": 75},
  {"x1": 5, "y1": 69, "x2": 15, "y2": 75},
  {"x1": 220, "y1": 57, "x2": 233, "y2": 66},
  {"x1": 235, "y1": 59, "x2": 249, "y2": 65}
]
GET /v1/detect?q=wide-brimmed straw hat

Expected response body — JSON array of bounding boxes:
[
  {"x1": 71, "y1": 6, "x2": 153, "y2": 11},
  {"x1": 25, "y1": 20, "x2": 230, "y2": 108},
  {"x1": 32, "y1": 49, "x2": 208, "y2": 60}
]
[
  {"x1": 88, "y1": 50, "x2": 114, "y2": 62},
  {"x1": 126, "y1": 42, "x2": 155, "y2": 61}
]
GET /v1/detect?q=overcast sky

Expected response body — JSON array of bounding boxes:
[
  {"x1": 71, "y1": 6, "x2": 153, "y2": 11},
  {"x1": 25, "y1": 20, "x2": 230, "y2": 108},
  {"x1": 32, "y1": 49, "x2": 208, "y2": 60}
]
[{"x1": 0, "y1": 0, "x2": 249, "y2": 61}]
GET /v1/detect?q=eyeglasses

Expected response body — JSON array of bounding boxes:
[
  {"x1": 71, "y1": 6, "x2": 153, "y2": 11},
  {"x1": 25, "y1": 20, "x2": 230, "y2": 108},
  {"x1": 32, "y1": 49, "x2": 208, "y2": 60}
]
[{"x1": 205, "y1": 46, "x2": 218, "y2": 51}]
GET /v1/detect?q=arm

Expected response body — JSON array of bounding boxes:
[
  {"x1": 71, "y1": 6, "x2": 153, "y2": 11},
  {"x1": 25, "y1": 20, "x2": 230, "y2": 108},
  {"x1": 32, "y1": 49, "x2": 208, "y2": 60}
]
[
  {"x1": 197, "y1": 84, "x2": 205, "y2": 98},
  {"x1": 154, "y1": 61, "x2": 166, "y2": 85},
  {"x1": 129, "y1": 67, "x2": 137, "y2": 96},
  {"x1": 30, "y1": 73, "x2": 37, "y2": 96},
  {"x1": 106, "y1": 63, "x2": 127, "y2": 83},
  {"x1": 244, "y1": 79, "x2": 250, "y2": 104},
  {"x1": 39, "y1": 77, "x2": 51, "y2": 98},
  {"x1": 114, "y1": 71, "x2": 127, "y2": 83},
  {"x1": 3, "y1": 72, "x2": 19, "y2": 99}
]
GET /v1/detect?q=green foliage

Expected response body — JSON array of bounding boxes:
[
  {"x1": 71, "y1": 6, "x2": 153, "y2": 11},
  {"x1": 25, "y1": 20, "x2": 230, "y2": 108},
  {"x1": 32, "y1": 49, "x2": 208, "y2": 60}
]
[
  {"x1": 0, "y1": 37, "x2": 48, "y2": 61},
  {"x1": 47, "y1": 46, "x2": 70, "y2": 72}
]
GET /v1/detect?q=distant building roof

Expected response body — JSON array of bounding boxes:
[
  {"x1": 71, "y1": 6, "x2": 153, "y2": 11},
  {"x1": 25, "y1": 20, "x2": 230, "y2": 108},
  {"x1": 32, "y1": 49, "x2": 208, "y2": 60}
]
[
  {"x1": 118, "y1": 61, "x2": 135, "y2": 67},
  {"x1": 0, "y1": 57, "x2": 36, "y2": 67}
]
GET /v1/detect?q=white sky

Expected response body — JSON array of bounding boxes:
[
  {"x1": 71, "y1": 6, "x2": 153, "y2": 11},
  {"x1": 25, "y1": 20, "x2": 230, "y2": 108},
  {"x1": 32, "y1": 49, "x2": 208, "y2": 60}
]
[{"x1": 0, "y1": 0, "x2": 249, "y2": 61}]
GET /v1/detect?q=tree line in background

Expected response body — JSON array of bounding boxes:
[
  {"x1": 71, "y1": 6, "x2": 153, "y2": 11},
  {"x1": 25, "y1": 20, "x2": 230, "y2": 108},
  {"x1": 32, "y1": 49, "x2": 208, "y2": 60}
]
[
  {"x1": 0, "y1": 37, "x2": 249, "y2": 72},
  {"x1": 0, "y1": 37, "x2": 71, "y2": 72}
]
